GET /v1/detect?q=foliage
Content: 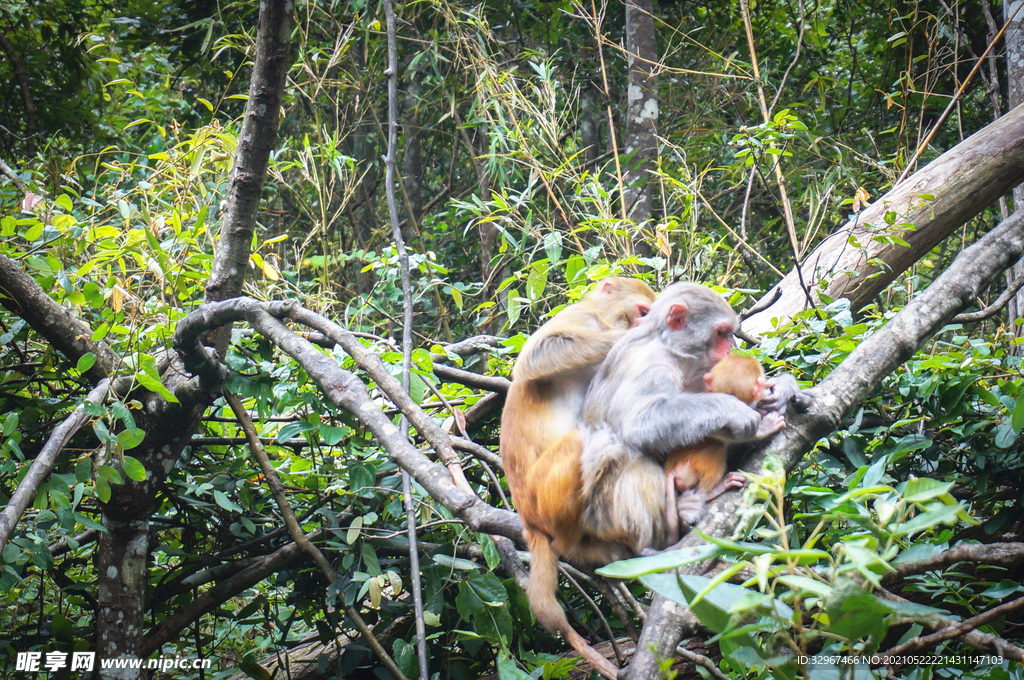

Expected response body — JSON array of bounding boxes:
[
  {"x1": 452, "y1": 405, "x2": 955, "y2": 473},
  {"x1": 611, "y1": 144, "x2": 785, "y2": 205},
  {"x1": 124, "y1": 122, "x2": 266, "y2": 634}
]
[{"x1": 0, "y1": 0, "x2": 1022, "y2": 678}]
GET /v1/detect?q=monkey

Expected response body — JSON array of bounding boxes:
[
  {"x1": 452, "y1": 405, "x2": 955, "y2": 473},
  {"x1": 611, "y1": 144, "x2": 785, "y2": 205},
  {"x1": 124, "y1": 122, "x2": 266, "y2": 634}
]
[
  {"x1": 661, "y1": 352, "x2": 785, "y2": 544},
  {"x1": 510, "y1": 282, "x2": 801, "y2": 679},
  {"x1": 499, "y1": 276, "x2": 655, "y2": 678},
  {"x1": 519, "y1": 284, "x2": 799, "y2": 670}
]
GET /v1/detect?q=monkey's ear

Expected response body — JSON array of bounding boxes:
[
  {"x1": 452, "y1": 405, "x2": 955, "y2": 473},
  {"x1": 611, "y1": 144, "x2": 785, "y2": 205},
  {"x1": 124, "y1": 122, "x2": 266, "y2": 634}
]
[
  {"x1": 666, "y1": 303, "x2": 689, "y2": 330},
  {"x1": 753, "y1": 375, "x2": 766, "y2": 401},
  {"x1": 599, "y1": 279, "x2": 617, "y2": 295},
  {"x1": 703, "y1": 372, "x2": 714, "y2": 390}
]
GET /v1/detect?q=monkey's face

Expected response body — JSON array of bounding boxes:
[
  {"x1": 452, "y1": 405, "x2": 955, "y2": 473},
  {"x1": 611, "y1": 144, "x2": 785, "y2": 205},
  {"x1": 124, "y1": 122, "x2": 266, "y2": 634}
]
[{"x1": 709, "y1": 321, "x2": 735, "y2": 364}]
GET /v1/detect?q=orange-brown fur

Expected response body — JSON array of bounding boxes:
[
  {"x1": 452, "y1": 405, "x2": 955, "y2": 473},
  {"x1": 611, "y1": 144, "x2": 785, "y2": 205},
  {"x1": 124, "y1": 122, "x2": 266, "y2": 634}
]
[
  {"x1": 663, "y1": 353, "x2": 765, "y2": 494},
  {"x1": 499, "y1": 277, "x2": 654, "y2": 679}
]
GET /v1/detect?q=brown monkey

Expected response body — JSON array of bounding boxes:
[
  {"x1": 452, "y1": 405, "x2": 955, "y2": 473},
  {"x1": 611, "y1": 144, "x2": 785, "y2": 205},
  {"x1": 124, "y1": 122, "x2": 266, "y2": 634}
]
[
  {"x1": 522, "y1": 283, "x2": 793, "y2": 668},
  {"x1": 500, "y1": 276, "x2": 654, "y2": 678},
  {"x1": 501, "y1": 277, "x2": 655, "y2": 499},
  {"x1": 662, "y1": 353, "x2": 785, "y2": 544}
]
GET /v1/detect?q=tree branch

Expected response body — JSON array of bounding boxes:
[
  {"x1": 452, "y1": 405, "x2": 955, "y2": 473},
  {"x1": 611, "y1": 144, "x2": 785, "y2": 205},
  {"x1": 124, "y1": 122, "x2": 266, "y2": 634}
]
[
  {"x1": 174, "y1": 298, "x2": 522, "y2": 541},
  {"x1": 0, "y1": 380, "x2": 108, "y2": 554},
  {"x1": 627, "y1": 210, "x2": 1024, "y2": 678}
]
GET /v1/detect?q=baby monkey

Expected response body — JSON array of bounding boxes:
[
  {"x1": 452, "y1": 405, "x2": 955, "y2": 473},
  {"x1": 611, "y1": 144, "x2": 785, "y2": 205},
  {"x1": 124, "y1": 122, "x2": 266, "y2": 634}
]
[{"x1": 662, "y1": 353, "x2": 785, "y2": 543}]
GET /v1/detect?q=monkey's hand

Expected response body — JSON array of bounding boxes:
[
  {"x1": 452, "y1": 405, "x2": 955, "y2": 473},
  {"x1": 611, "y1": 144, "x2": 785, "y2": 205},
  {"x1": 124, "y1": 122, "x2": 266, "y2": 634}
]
[
  {"x1": 758, "y1": 374, "x2": 805, "y2": 415},
  {"x1": 715, "y1": 399, "x2": 763, "y2": 442},
  {"x1": 675, "y1": 488, "x2": 706, "y2": 527},
  {"x1": 755, "y1": 412, "x2": 785, "y2": 438}
]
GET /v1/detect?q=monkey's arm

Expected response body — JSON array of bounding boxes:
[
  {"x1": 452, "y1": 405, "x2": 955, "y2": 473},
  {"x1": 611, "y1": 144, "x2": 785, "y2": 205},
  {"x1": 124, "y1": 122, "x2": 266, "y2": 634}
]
[
  {"x1": 615, "y1": 382, "x2": 762, "y2": 459},
  {"x1": 514, "y1": 329, "x2": 626, "y2": 382}
]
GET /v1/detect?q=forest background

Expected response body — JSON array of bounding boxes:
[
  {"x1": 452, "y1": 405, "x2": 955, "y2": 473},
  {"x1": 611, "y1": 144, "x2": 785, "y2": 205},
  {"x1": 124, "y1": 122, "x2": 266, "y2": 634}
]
[{"x1": 2, "y1": 0, "x2": 1024, "y2": 678}]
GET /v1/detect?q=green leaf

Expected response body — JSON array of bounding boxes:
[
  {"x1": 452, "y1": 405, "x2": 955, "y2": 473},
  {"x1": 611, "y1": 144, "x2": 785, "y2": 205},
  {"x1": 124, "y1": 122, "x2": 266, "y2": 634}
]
[
  {"x1": 320, "y1": 424, "x2": 347, "y2": 446},
  {"x1": 1011, "y1": 393, "x2": 1024, "y2": 431},
  {"x1": 506, "y1": 289, "x2": 522, "y2": 327},
  {"x1": 596, "y1": 543, "x2": 725, "y2": 578},
  {"x1": 777, "y1": 575, "x2": 833, "y2": 598},
  {"x1": 455, "y1": 573, "x2": 511, "y2": 645},
  {"x1": 55, "y1": 195, "x2": 74, "y2": 212},
  {"x1": 902, "y1": 478, "x2": 954, "y2": 503},
  {"x1": 117, "y1": 428, "x2": 145, "y2": 450},
  {"x1": 94, "y1": 476, "x2": 111, "y2": 503},
  {"x1": 889, "y1": 503, "x2": 962, "y2": 536},
  {"x1": 346, "y1": 516, "x2": 363, "y2": 544},
  {"x1": 497, "y1": 652, "x2": 534, "y2": 680},
  {"x1": 543, "y1": 231, "x2": 563, "y2": 264},
  {"x1": 97, "y1": 465, "x2": 122, "y2": 485},
  {"x1": 478, "y1": 534, "x2": 501, "y2": 571},
  {"x1": 525, "y1": 262, "x2": 549, "y2": 301},
  {"x1": 136, "y1": 372, "x2": 179, "y2": 404},
  {"x1": 121, "y1": 456, "x2": 146, "y2": 482},
  {"x1": 432, "y1": 553, "x2": 480, "y2": 571},
  {"x1": 213, "y1": 490, "x2": 241, "y2": 513},
  {"x1": 76, "y1": 353, "x2": 97, "y2": 374}
]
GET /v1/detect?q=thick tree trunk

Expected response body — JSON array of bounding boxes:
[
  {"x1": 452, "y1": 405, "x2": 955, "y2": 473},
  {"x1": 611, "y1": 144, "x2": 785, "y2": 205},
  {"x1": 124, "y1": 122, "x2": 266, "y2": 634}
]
[
  {"x1": 622, "y1": 0, "x2": 658, "y2": 256},
  {"x1": 1004, "y1": 0, "x2": 1024, "y2": 333},
  {"x1": 93, "y1": 0, "x2": 293, "y2": 671},
  {"x1": 744, "y1": 102, "x2": 1024, "y2": 334},
  {"x1": 95, "y1": 519, "x2": 149, "y2": 666},
  {"x1": 204, "y1": 1, "x2": 291, "y2": 305}
]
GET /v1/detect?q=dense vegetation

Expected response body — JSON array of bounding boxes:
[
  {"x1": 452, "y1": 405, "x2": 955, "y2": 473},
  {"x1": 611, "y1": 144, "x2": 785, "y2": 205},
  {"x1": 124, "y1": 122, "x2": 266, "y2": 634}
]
[{"x1": 1, "y1": 0, "x2": 1024, "y2": 678}]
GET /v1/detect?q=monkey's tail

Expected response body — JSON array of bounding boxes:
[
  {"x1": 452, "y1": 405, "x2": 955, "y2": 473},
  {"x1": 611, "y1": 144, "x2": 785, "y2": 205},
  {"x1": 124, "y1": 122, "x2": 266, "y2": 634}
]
[{"x1": 526, "y1": 531, "x2": 619, "y2": 680}]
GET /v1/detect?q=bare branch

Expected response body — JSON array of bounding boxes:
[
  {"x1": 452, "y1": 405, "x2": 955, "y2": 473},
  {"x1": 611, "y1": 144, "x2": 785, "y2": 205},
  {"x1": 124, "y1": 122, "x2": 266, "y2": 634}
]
[
  {"x1": 952, "y1": 273, "x2": 1024, "y2": 322},
  {"x1": 0, "y1": 255, "x2": 120, "y2": 380},
  {"x1": 881, "y1": 595, "x2": 1024, "y2": 663},
  {"x1": 0, "y1": 380, "x2": 108, "y2": 554},
  {"x1": 433, "y1": 363, "x2": 510, "y2": 393},
  {"x1": 883, "y1": 542, "x2": 1024, "y2": 583},
  {"x1": 173, "y1": 298, "x2": 521, "y2": 541},
  {"x1": 0, "y1": 154, "x2": 27, "y2": 190}
]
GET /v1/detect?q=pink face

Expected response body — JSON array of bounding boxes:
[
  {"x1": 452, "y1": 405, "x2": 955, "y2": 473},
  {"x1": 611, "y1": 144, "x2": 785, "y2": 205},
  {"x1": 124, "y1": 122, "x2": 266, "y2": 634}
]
[
  {"x1": 709, "y1": 321, "x2": 735, "y2": 365},
  {"x1": 631, "y1": 302, "x2": 652, "y2": 327}
]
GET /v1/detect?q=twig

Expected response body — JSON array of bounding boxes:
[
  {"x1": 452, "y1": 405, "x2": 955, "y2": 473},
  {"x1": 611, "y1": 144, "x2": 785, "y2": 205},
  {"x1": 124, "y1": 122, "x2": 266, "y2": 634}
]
[
  {"x1": 224, "y1": 391, "x2": 409, "y2": 680},
  {"x1": 880, "y1": 595, "x2": 1024, "y2": 664},
  {"x1": 0, "y1": 154, "x2": 27, "y2": 191},
  {"x1": 451, "y1": 436, "x2": 504, "y2": 471},
  {"x1": 881, "y1": 542, "x2": 1024, "y2": 583},
  {"x1": 894, "y1": 1, "x2": 1024, "y2": 186},
  {"x1": 585, "y1": 0, "x2": 628, "y2": 224},
  {"x1": 738, "y1": 0, "x2": 812, "y2": 309},
  {"x1": 433, "y1": 364, "x2": 510, "y2": 393},
  {"x1": 384, "y1": 3, "x2": 429, "y2": 677},
  {"x1": 0, "y1": 380, "x2": 109, "y2": 554},
  {"x1": 952, "y1": 272, "x2": 1024, "y2": 322},
  {"x1": 739, "y1": 287, "x2": 783, "y2": 321},
  {"x1": 434, "y1": 335, "x2": 505, "y2": 359},
  {"x1": 560, "y1": 566, "x2": 624, "y2": 665},
  {"x1": 675, "y1": 645, "x2": 730, "y2": 680}
]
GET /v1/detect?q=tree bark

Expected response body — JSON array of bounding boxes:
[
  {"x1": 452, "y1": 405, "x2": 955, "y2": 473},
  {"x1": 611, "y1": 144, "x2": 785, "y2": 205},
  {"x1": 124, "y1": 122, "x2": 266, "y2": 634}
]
[
  {"x1": 1004, "y1": 0, "x2": 1024, "y2": 334},
  {"x1": 93, "y1": 0, "x2": 293, "y2": 669},
  {"x1": 204, "y1": 0, "x2": 292, "y2": 305},
  {"x1": 622, "y1": 0, "x2": 658, "y2": 256},
  {"x1": 744, "y1": 102, "x2": 1024, "y2": 334},
  {"x1": 628, "y1": 209, "x2": 1024, "y2": 678}
]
